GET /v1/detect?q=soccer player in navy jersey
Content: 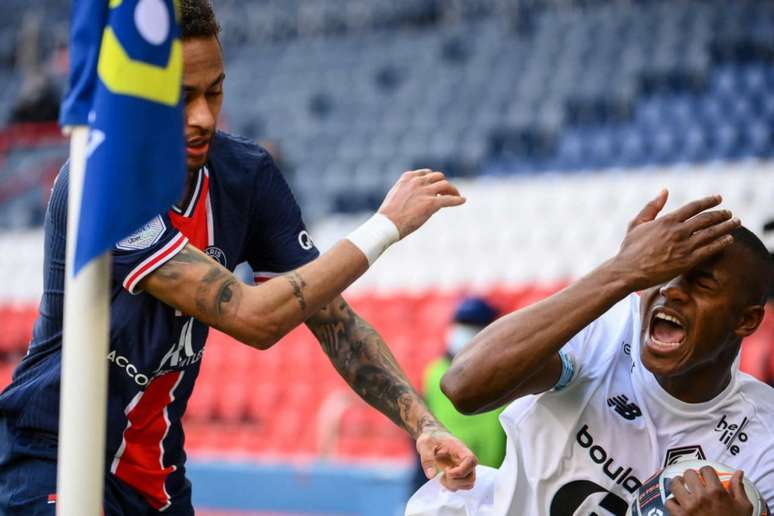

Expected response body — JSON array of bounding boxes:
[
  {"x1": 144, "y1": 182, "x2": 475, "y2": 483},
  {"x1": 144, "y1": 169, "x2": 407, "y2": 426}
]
[{"x1": 0, "y1": 1, "x2": 476, "y2": 513}]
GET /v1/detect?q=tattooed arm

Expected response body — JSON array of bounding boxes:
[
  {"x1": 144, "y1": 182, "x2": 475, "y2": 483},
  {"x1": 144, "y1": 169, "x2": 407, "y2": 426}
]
[
  {"x1": 140, "y1": 169, "x2": 465, "y2": 349},
  {"x1": 141, "y1": 240, "x2": 368, "y2": 349},
  {"x1": 306, "y1": 295, "x2": 438, "y2": 438},
  {"x1": 307, "y1": 296, "x2": 478, "y2": 489}
]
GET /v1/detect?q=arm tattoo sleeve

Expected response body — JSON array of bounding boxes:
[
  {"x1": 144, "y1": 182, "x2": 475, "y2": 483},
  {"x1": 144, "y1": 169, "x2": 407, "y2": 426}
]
[
  {"x1": 307, "y1": 297, "x2": 440, "y2": 439},
  {"x1": 284, "y1": 271, "x2": 308, "y2": 311},
  {"x1": 153, "y1": 245, "x2": 242, "y2": 320}
]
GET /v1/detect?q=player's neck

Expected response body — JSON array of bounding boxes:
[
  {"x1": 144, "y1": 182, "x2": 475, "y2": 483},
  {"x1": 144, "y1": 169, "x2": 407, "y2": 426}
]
[
  {"x1": 177, "y1": 169, "x2": 199, "y2": 209},
  {"x1": 654, "y1": 365, "x2": 733, "y2": 404}
]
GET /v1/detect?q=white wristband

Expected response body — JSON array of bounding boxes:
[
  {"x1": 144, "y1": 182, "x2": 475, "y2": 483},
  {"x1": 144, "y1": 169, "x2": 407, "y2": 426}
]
[{"x1": 346, "y1": 213, "x2": 400, "y2": 266}]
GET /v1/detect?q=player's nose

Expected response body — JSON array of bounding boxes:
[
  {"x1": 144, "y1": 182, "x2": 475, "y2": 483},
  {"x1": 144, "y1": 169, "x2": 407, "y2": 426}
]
[
  {"x1": 185, "y1": 95, "x2": 215, "y2": 133},
  {"x1": 658, "y1": 277, "x2": 689, "y2": 304}
]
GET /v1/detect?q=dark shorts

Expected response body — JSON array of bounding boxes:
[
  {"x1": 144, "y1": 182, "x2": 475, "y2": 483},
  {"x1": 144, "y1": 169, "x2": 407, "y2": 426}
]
[{"x1": 0, "y1": 419, "x2": 193, "y2": 516}]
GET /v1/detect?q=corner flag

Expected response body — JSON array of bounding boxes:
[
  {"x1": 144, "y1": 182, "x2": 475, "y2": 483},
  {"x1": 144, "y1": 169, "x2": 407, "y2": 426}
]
[{"x1": 60, "y1": 0, "x2": 186, "y2": 273}]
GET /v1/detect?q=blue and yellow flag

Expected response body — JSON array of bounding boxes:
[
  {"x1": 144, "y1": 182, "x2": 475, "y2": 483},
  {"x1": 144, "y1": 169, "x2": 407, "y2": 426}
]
[{"x1": 60, "y1": 0, "x2": 185, "y2": 273}]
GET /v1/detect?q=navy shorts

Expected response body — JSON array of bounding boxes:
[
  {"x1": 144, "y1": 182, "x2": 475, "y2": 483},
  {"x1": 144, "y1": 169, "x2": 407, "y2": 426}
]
[{"x1": 0, "y1": 419, "x2": 193, "y2": 516}]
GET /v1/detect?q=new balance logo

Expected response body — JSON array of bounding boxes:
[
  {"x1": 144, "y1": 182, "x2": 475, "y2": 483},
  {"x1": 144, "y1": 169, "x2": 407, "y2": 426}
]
[
  {"x1": 715, "y1": 415, "x2": 749, "y2": 456},
  {"x1": 607, "y1": 394, "x2": 642, "y2": 420}
]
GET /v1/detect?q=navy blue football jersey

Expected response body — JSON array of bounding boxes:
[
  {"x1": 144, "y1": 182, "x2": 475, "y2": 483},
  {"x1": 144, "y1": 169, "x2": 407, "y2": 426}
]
[{"x1": 0, "y1": 132, "x2": 319, "y2": 510}]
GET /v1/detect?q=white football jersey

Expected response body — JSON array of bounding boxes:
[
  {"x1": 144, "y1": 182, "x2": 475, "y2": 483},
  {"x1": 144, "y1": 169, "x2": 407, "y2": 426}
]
[{"x1": 406, "y1": 294, "x2": 774, "y2": 516}]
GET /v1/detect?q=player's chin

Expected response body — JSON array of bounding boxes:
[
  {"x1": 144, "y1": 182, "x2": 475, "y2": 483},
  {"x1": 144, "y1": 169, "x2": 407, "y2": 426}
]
[
  {"x1": 186, "y1": 155, "x2": 207, "y2": 171},
  {"x1": 640, "y1": 343, "x2": 691, "y2": 377}
]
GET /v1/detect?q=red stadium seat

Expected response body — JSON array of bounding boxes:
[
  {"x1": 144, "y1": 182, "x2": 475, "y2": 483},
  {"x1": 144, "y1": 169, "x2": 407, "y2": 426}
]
[{"x1": 0, "y1": 361, "x2": 15, "y2": 390}]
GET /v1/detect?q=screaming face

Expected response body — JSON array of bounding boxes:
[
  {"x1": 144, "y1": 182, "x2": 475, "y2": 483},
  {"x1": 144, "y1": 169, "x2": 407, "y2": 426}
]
[{"x1": 639, "y1": 242, "x2": 765, "y2": 382}]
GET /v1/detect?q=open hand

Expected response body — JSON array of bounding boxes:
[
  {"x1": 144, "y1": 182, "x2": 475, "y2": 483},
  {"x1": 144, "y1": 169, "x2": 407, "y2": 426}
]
[
  {"x1": 666, "y1": 467, "x2": 753, "y2": 516},
  {"x1": 416, "y1": 428, "x2": 477, "y2": 491},
  {"x1": 378, "y1": 169, "x2": 465, "y2": 239},
  {"x1": 614, "y1": 190, "x2": 740, "y2": 291}
]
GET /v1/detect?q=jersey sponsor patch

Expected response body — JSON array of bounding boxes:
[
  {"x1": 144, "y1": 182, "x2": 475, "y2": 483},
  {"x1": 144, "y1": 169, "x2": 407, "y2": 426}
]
[{"x1": 116, "y1": 216, "x2": 167, "y2": 251}]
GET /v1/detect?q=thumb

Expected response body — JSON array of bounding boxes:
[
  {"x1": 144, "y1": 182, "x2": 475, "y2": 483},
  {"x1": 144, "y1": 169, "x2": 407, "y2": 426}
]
[
  {"x1": 628, "y1": 189, "x2": 668, "y2": 232},
  {"x1": 730, "y1": 470, "x2": 747, "y2": 500}
]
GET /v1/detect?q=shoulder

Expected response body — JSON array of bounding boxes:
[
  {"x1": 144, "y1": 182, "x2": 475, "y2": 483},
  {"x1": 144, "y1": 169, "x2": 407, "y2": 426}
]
[
  {"x1": 209, "y1": 131, "x2": 275, "y2": 177},
  {"x1": 46, "y1": 161, "x2": 71, "y2": 223},
  {"x1": 736, "y1": 373, "x2": 774, "y2": 427}
]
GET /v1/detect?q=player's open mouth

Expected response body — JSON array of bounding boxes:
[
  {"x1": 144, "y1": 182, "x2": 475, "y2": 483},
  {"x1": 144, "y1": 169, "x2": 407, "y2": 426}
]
[
  {"x1": 648, "y1": 309, "x2": 686, "y2": 353},
  {"x1": 186, "y1": 139, "x2": 209, "y2": 158}
]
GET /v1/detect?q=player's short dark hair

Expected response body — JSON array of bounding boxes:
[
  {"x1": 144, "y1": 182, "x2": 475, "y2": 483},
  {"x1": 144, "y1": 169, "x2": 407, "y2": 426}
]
[
  {"x1": 180, "y1": 0, "x2": 220, "y2": 40},
  {"x1": 731, "y1": 226, "x2": 774, "y2": 303}
]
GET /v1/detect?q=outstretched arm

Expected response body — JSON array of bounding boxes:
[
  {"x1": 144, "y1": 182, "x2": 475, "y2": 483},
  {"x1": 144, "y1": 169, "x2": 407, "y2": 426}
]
[
  {"x1": 443, "y1": 192, "x2": 740, "y2": 414},
  {"x1": 306, "y1": 296, "x2": 477, "y2": 490},
  {"x1": 140, "y1": 170, "x2": 465, "y2": 350}
]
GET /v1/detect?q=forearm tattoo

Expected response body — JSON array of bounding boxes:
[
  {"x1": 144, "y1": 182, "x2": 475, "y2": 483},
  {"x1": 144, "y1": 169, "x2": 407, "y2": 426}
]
[
  {"x1": 284, "y1": 271, "x2": 308, "y2": 311},
  {"x1": 154, "y1": 246, "x2": 241, "y2": 319},
  {"x1": 307, "y1": 298, "x2": 439, "y2": 438}
]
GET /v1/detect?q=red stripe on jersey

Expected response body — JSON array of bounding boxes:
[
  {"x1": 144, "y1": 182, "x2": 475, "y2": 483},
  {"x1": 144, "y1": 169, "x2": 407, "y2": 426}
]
[
  {"x1": 47, "y1": 493, "x2": 56, "y2": 504},
  {"x1": 111, "y1": 371, "x2": 183, "y2": 511},
  {"x1": 123, "y1": 233, "x2": 188, "y2": 294},
  {"x1": 253, "y1": 271, "x2": 282, "y2": 283},
  {"x1": 169, "y1": 171, "x2": 210, "y2": 251}
]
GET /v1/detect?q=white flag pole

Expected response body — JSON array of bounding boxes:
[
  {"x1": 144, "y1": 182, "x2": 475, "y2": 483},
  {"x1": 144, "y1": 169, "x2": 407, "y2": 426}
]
[{"x1": 56, "y1": 125, "x2": 112, "y2": 515}]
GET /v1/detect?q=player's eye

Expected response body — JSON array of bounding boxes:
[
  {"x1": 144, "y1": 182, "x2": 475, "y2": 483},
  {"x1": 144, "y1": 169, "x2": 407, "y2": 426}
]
[
  {"x1": 694, "y1": 274, "x2": 717, "y2": 290},
  {"x1": 206, "y1": 88, "x2": 222, "y2": 98}
]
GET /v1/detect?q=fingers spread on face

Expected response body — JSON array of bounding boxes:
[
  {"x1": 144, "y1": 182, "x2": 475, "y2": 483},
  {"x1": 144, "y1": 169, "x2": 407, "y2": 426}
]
[
  {"x1": 690, "y1": 216, "x2": 740, "y2": 248},
  {"x1": 682, "y1": 209, "x2": 733, "y2": 236},
  {"x1": 629, "y1": 189, "x2": 669, "y2": 231},
  {"x1": 668, "y1": 195, "x2": 722, "y2": 222},
  {"x1": 693, "y1": 234, "x2": 735, "y2": 261}
]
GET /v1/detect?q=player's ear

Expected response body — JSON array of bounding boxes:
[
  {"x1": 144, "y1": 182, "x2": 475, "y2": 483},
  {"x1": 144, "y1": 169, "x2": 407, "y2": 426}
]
[{"x1": 734, "y1": 304, "x2": 765, "y2": 338}]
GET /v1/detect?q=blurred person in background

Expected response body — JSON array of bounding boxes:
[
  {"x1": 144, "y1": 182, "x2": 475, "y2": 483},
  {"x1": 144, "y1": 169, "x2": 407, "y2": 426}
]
[
  {"x1": 0, "y1": 1, "x2": 476, "y2": 514},
  {"x1": 740, "y1": 219, "x2": 774, "y2": 386},
  {"x1": 413, "y1": 297, "x2": 505, "y2": 491}
]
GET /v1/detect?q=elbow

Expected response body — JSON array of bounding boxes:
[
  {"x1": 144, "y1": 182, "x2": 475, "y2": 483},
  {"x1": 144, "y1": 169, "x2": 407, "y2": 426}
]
[
  {"x1": 238, "y1": 314, "x2": 285, "y2": 350},
  {"x1": 441, "y1": 368, "x2": 483, "y2": 416},
  {"x1": 243, "y1": 334, "x2": 278, "y2": 351}
]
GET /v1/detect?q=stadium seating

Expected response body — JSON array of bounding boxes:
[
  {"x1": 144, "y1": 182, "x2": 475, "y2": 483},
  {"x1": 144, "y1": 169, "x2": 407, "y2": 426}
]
[{"x1": 1, "y1": 0, "x2": 773, "y2": 222}]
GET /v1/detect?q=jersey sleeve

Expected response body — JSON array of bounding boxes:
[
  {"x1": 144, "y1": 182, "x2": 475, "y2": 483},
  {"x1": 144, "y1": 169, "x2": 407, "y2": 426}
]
[
  {"x1": 554, "y1": 293, "x2": 639, "y2": 388},
  {"x1": 112, "y1": 213, "x2": 189, "y2": 294},
  {"x1": 243, "y1": 153, "x2": 319, "y2": 282}
]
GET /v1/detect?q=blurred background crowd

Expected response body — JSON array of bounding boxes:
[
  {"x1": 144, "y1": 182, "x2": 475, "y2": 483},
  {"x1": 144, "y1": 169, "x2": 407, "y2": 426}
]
[{"x1": 0, "y1": 0, "x2": 772, "y2": 514}]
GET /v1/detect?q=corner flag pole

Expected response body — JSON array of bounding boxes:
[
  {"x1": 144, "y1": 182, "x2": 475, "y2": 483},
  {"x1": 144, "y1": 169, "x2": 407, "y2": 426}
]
[
  {"x1": 56, "y1": 126, "x2": 112, "y2": 515},
  {"x1": 56, "y1": 0, "x2": 185, "y2": 509}
]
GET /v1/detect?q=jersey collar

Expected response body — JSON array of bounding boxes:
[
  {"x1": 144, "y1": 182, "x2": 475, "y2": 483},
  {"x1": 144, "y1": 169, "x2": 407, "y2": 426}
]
[
  {"x1": 632, "y1": 341, "x2": 739, "y2": 415},
  {"x1": 171, "y1": 166, "x2": 207, "y2": 218}
]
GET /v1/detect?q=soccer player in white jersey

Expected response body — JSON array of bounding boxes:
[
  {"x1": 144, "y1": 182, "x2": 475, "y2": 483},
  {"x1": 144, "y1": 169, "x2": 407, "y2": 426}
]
[{"x1": 406, "y1": 191, "x2": 774, "y2": 516}]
